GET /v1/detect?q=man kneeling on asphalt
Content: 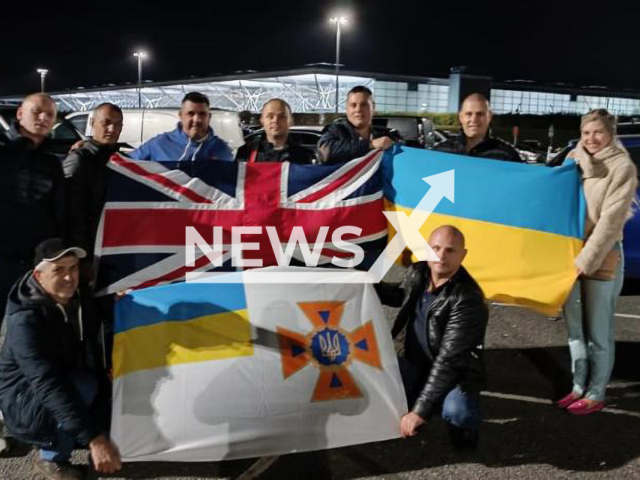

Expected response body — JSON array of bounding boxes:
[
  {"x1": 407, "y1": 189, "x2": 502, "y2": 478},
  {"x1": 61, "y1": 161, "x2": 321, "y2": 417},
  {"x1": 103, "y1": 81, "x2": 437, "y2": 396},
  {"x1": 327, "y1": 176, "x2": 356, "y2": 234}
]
[
  {"x1": 376, "y1": 225, "x2": 488, "y2": 449},
  {"x1": 0, "y1": 238, "x2": 121, "y2": 479}
]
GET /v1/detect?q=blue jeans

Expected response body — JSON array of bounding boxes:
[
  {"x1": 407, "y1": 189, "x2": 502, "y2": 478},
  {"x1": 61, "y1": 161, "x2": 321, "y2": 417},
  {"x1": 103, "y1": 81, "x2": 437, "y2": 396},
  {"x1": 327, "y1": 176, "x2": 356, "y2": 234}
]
[
  {"x1": 563, "y1": 243, "x2": 624, "y2": 402},
  {"x1": 399, "y1": 356, "x2": 481, "y2": 431},
  {"x1": 40, "y1": 371, "x2": 97, "y2": 463}
]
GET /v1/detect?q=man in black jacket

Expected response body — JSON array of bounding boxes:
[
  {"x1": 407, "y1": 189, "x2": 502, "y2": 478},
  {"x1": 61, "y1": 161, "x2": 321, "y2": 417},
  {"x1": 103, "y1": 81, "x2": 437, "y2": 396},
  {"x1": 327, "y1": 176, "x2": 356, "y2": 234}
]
[
  {"x1": 436, "y1": 93, "x2": 522, "y2": 162},
  {"x1": 377, "y1": 225, "x2": 488, "y2": 449},
  {"x1": 235, "y1": 99, "x2": 315, "y2": 164},
  {"x1": 317, "y1": 86, "x2": 400, "y2": 164},
  {"x1": 63, "y1": 102, "x2": 123, "y2": 279},
  {"x1": 0, "y1": 238, "x2": 121, "y2": 479},
  {"x1": 0, "y1": 93, "x2": 65, "y2": 325}
]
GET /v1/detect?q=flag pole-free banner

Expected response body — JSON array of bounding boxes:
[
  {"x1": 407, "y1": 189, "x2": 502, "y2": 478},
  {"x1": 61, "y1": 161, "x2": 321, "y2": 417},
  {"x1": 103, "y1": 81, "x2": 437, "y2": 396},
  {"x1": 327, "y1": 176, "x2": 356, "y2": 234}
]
[
  {"x1": 94, "y1": 152, "x2": 387, "y2": 296},
  {"x1": 383, "y1": 147, "x2": 585, "y2": 316},
  {"x1": 111, "y1": 267, "x2": 407, "y2": 462}
]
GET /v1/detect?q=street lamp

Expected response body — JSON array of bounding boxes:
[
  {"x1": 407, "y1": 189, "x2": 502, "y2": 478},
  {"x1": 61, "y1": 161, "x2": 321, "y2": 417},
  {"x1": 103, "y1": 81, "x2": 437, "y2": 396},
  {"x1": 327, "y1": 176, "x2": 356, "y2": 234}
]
[
  {"x1": 133, "y1": 51, "x2": 148, "y2": 108},
  {"x1": 36, "y1": 68, "x2": 49, "y2": 92},
  {"x1": 329, "y1": 16, "x2": 348, "y2": 113}
]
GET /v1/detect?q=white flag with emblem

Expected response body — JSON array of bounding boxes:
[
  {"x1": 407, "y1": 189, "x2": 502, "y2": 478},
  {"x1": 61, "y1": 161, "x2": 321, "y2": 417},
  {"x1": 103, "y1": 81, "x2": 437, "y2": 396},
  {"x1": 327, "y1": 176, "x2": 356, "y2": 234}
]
[{"x1": 110, "y1": 267, "x2": 407, "y2": 461}]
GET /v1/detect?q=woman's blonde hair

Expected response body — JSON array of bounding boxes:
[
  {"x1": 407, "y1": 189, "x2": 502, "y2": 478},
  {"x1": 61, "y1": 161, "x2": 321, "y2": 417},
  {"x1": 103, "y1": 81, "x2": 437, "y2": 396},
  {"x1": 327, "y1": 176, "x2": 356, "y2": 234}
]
[{"x1": 581, "y1": 108, "x2": 617, "y2": 136}]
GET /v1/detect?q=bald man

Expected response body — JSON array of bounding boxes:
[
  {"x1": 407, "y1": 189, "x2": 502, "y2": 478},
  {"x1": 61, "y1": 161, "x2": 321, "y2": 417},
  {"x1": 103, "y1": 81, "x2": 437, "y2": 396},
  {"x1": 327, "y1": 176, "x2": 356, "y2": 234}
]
[
  {"x1": 0, "y1": 93, "x2": 64, "y2": 325},
  {"x1": 235, "y1": 98, "x2": 315, "y2": 164},
  {"x1": 437, "y1": 93, "x2": 522, "y2": 162},
  {"x1": 63, "y1": 103, "x2": 124, "y2": 275},
  {"x1": 376, "y1": 225, "x2": 488, "y2": 450}
]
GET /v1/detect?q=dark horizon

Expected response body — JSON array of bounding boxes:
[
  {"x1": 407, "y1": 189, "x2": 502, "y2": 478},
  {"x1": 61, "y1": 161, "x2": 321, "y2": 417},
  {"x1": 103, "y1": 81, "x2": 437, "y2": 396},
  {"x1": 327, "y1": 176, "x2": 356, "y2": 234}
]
[{"x1": 2, "y1": 2, "x2": 639, "y2": 96}]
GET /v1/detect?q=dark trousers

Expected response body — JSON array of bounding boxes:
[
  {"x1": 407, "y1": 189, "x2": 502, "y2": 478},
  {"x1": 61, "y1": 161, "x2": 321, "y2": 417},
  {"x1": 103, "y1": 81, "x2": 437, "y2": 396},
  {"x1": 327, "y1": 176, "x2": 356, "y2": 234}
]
[
  {"x1": 399, "y1": 356, "x2": 481, "y2": 432},
  {"x1": 39, "y1": 370, "x2": 98, "y2": 462}
]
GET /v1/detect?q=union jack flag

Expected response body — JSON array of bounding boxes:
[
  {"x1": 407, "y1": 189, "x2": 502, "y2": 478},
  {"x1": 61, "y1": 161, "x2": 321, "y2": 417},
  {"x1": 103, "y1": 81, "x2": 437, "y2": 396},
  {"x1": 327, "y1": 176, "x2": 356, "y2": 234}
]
[{"x1": 95, "y1": 152, "x2": 388, "y2": 295}]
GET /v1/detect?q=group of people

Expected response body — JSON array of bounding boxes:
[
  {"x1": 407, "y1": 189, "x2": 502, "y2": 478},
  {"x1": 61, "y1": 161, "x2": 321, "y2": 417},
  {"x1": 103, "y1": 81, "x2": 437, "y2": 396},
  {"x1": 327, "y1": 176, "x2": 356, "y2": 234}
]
[{"x1": 0, "y1": 85, "x2": 636, "y2": 479}]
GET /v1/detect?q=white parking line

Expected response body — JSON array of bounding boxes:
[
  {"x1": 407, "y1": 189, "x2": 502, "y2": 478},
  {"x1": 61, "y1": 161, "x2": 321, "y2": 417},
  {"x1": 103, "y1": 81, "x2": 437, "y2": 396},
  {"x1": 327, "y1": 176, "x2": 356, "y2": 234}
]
[
  {"x1": 615, "y1": 313, "x2": 640, "y2": 319},
  {"x1": 482, "y1": 391, "x2": 640, "y2": 418},
  {"x1": 492, "y1": 302, "x2": 640, "y2": 320},
  {"x1": 235, "y1": 456, "x2": 280, "y2": 480}
]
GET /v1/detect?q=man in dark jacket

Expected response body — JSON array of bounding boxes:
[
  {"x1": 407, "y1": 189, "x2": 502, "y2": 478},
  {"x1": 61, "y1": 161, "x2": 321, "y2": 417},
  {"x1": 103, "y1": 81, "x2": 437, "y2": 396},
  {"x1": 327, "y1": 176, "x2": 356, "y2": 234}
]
[
  {"x1": 377, "y1": 225, "x2": 488, "y2": 449},
  {"x1": 436, "y1": 93, "x2": 522, "y2": 162},
  {"x1": 0, "y1": 93, "x2": 65, "y2": 324},
  {"x1": 317, "y1": 86, "x2": 400, "y2": 164},
  {"x1": 63, "y1": 102, "x2": 123, "y2": 277},
  {"x1": 235, "y1": 98, "x2": 315, "y2": 164},
  {"x1": 0, "y1": 238, "x2": 121, "y2": 479}
]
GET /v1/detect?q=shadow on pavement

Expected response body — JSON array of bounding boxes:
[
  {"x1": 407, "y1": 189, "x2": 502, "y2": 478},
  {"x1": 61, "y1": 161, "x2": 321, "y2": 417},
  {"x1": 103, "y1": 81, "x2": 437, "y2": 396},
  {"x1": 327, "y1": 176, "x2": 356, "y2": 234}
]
[
  {"x1": 622, "y1": 278, "x2": 640, "y2": 296},
  {"x1": 99, "y1": 342, "x2": 640, "y2": 479},
  {"x1": 273, "y1": 342, "x2": 640, "y2": 480}
]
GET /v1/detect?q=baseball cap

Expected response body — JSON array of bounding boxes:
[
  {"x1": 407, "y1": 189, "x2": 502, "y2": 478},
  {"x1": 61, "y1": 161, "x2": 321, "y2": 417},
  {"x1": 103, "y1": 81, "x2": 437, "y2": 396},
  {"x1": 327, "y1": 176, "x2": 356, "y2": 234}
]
[{"x1": 33, "y1": 238, "x2": 87, "y2": 266}]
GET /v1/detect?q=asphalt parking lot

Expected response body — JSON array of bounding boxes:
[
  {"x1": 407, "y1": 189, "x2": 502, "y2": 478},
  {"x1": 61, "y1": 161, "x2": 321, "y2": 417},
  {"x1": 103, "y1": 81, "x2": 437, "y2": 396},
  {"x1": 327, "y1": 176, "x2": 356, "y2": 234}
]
[{"x1": 2, "y1": 280, "x2": 640, "y2": 480}]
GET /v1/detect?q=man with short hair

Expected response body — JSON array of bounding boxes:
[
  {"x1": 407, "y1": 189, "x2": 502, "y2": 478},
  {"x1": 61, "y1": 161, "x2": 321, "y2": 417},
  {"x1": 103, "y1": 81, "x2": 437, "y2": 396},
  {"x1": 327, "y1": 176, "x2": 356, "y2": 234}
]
[
  {"x1": 0, "y1": 238, "x2": 121, "y2": 479},
  {"x1": 317, "y1": 85, "x2": 400, "y2": 164},
  {"x1": 436, "y1": 93, "x2": 521, "y2": 162},
  {"x1": 377, "y1": 225, "x2": 488, "y2": 449},
  {"x1": 130, "y1": 92, "x2": 233, "y2": 162},
  {"x1": 63, "y1": 103, "x2": 124, "y2": 272},
  {"x1": 0, "y1": 93, "x2": 65, "y2": 322},
  {"x1": 235, "y1": 98, "x2": 315, "y2": 164}
]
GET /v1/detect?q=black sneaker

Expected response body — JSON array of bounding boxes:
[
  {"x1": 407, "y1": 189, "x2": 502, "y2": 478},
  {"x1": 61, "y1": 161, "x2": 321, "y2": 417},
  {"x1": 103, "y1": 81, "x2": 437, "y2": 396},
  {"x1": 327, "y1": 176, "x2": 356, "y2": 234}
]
[
  {"x1": 33, "y1": 457, "x2": 84, "y2": 480},
  {"x1": 448, "y1": 424, "x2": 479, "y2": 451},
  {"x1": 0, "y1": 436, "x2": 15, "y2": 456}
]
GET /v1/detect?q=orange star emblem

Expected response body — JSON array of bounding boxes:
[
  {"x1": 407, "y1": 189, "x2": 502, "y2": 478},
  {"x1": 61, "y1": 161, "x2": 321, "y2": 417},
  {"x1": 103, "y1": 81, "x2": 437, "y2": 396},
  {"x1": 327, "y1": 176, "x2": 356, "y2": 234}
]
[{"x1": 277, "y1": 301, "x2": 383, "y2": 402}]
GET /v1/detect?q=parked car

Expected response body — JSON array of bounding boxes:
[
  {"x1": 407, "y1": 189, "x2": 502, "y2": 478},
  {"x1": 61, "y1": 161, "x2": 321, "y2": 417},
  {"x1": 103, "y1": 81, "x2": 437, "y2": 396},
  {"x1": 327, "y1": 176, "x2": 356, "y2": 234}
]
[
  {"x1": 243, "y1": 126, "x2": 323, "y2": 152},
  {"x1": 372, "y1": 116, "x2": 433, "y2": 148},
  {"x1": 514, "y1": 140, "x2": 548, "y2": 164},
  {"x1": 1, "y1": 106, "x2": 86, "y2": 158},
  {"x1": 0, "y1": 106, "x2": 17, "y2": 132},
  {"x1": 549, "y1": 135, "x2": 640, "y2": 279},
  {"x1": 617, "y1": 122, "x2": 640, "y2": 136},
  {"x1": 56, "y1": 108, "x2": 245, "y2": 154}
]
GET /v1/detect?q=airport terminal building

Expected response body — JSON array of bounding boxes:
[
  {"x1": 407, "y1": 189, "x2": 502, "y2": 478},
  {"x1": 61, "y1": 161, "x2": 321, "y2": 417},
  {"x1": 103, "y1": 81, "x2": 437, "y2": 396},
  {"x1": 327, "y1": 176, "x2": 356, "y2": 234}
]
[{"x1": 3, "y1": 65, "x2": 640, "y2": 116}]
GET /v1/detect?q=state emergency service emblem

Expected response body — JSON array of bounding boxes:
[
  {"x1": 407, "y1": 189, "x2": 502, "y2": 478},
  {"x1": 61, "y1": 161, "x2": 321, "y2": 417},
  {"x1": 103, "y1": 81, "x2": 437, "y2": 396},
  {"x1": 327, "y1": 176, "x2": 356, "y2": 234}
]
[{"x1": 277, "y1": 301, "x2": 382, "y2": 401}]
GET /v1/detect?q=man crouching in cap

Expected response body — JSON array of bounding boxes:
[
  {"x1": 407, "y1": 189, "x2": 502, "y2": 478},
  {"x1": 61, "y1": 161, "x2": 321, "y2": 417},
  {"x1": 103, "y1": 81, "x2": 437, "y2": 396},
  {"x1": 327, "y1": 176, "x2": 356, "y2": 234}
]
[{"x1": 0, "y1": 238, "x2": 121, "y2": 479}]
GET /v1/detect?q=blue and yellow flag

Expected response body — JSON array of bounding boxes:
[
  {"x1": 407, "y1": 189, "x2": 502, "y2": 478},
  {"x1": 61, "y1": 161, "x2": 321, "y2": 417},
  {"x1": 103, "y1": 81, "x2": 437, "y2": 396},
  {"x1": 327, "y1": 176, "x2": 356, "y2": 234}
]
[
  {"x1": 383, "y1": 147, "x2": 585, "y2": 315},
  {"x1": 110, "y1": 271, "x2": 407, "y2": 462},
  {"x1": 112, "y1": 283, "x2": 253, "y2": 379}
]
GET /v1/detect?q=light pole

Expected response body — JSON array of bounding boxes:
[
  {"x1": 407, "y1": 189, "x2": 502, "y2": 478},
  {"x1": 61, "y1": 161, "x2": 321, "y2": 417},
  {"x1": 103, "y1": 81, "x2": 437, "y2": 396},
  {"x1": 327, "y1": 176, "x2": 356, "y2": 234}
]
[
  {"x1": 36, "y1": 69, "x2": 49, "y2": 92},
  {"x1": 133, "y1": 51, "x2": 147, "y2": 108},
  {"x1": 330, "y1": 17, "x2": 348, "y2": 114}
]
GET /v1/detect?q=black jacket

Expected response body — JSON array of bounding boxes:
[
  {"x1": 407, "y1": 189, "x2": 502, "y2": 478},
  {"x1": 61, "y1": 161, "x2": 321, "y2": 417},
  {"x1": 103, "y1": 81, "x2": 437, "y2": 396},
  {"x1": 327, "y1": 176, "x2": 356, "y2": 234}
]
[
  {"x1": 0, "y1": 123, "x2": 65, "y2": 260},
  {"x1": 317, "y1": 119, "x2": 401, "y2": 164},
  {"x1": 436, "y1": 132, "x2": 522, "y2": 162},
  {"x1": 0, "y1": 273, "x2": 101, "y2": 446},
  {"x1": 376, "y1": 263, "x2": 488, "y2": 419},
  {"x1": 63, "y1": 140, "x2": 119, "y2": 258},
  {"x1": 235, "y1": 133, "x2": 315, "y2": 164}
]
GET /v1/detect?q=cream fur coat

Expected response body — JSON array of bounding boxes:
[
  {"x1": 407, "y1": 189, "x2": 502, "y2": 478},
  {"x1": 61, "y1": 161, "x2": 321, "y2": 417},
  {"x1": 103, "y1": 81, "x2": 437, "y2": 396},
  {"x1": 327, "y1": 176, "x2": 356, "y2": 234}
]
[{"x1": 569, "y1": 140, "x2": 638, "y2": 275}]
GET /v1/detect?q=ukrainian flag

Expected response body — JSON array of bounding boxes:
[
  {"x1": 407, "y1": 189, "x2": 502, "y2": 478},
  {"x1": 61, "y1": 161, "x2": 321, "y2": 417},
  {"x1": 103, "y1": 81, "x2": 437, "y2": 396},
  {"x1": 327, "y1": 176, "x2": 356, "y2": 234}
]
[
  {"x1": 383, "y1": 147, "x2": 585, "y2": 316},
  {"x1": 110, "y1": 269, "x2": 407, "y2": 462},
  {"x1": 113, "y1": 282, "x2": 253, "y2": 378}
]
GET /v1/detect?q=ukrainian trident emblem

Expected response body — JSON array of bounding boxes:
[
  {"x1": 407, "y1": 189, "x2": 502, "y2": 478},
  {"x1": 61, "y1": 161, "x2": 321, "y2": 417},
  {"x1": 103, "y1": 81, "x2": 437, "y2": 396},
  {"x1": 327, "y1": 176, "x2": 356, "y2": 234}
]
[{"x1": 277, "y1": 301, "x2": 382, "y2": 402}]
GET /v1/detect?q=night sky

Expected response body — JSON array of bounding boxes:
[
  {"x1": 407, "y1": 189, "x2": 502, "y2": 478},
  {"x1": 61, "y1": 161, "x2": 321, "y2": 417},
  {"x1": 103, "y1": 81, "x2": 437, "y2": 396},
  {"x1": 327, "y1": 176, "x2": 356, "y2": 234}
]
[{"x1": 2, "y1": 1, "x2": 640, "y2": 95}]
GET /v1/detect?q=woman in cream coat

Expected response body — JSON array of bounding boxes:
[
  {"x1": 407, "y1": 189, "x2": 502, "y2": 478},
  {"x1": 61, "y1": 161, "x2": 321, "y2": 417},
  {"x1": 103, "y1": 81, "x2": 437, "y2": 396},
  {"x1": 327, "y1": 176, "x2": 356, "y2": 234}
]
[{"x1": 557, "y1": 109, "x2": 638, "y2": 415}]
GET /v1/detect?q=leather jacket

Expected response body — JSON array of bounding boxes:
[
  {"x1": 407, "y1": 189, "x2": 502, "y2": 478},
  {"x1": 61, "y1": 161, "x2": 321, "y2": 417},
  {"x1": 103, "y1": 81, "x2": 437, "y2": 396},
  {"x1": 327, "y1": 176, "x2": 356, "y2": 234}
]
[
  {"x1": 317, "y1": 119, "x2": 402, "y2": 164},
  {"x1": 436, "y1": 132, "x2": 522, "y2": 163},
  {"x1": 376, "y1": 262, "x2": 488, "y2": 419},
  {"x1": 63, "y1": 139, "x2": 119, "y2": 258}
]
